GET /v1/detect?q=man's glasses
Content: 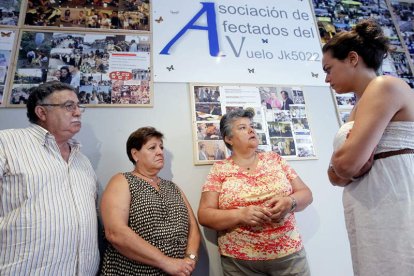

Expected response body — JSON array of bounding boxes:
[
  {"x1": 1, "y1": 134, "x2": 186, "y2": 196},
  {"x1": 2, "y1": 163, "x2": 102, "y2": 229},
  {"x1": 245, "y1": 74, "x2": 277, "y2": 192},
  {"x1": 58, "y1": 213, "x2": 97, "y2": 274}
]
[{"x1": 40, "y1": 101, "x2": 86, "y2": 113}]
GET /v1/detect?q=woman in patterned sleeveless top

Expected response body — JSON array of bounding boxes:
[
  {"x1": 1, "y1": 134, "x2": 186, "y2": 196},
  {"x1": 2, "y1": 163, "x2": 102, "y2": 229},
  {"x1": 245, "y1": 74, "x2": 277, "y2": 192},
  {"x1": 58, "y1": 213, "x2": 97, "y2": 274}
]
[{"x1": 100, "y1": 127, "x2": 200, "y2": 275}]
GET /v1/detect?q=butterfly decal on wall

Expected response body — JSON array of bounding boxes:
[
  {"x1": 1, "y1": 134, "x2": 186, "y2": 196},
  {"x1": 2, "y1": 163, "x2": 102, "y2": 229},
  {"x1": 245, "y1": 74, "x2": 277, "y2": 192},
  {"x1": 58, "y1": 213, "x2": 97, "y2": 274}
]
[
  {"x1": 248, "y1": 68, "x2": 255, "y2": 73},
  {"x1": 155, "y1": 16, "x2": 163, "y2": 23},
  {"x1": 261, "y1": 38, "x2": 268, "y2": 43},
  {"x1": 166, "y1": 65, "x2": 174, "y2": 71},
  {"x1": 1, "y1": 32, "x2": 12, "y2": 37},
  {"x1": 311, "y1": 72, "x2": 318, "y2": 78}
]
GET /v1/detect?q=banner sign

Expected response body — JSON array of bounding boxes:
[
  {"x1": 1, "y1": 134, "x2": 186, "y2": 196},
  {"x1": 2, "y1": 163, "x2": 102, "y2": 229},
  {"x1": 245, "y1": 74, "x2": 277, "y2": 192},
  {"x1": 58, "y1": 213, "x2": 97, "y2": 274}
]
[{"x1": 153, "y1": 0, "x2": 327, "y2": 86}]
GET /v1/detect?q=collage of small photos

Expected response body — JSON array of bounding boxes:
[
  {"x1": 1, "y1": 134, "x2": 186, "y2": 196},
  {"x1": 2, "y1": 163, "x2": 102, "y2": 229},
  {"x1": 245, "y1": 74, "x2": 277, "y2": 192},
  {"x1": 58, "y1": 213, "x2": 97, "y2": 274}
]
[
  {"x1": 192, "y1": 85, "x2": 316, "y2": 164},
  {"x1": 0, "y1": 0, "x2": 151, "y2": 107},
  {"x1": 24, "y1": 0, "x2": 149, "y2": 31},
  {"x1": 335, "y1": 92, "x2": 356, "y2": 124},
  {"x1": 193, "y1": 85, "x2": 227, "y2": 164},
  {"x1": 0, "y1": 29, "x2": 15, "y2": 106},
  {"x1": 0, "y1": 0, "x2": 20, "y2": 26},
  {"x1": 0, "y1": 0, "x2": 21, "y2": 105},
  {"x1": 390, "y1": 0, "x2": 414, "y2": 65},
  {"x1": 10, "y1": 31, "x2": 150, "y2": 105}
]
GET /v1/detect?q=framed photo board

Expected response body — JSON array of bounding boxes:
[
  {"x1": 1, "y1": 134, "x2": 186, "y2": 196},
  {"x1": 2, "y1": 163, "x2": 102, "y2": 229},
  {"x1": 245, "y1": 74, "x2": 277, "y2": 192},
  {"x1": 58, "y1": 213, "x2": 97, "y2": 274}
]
[
  {"x1": 190, "y1": 83, "x2": 317, "y2": 165},
  {"x1": 332, "y1": 92, "x2": 356, "y2": 125},
  {"x1": 390, "y1": 0, "x2": 414, "y2": 65},
  {"x1": 23, "y1": 0, "x2": 150, "y2": 31},
  {"x1": 0, "y1": 28, "x2": 17, "y2": 107},
  {"x1": 0, "y1": 0, "x2": 21, "y2": 26},
  {"x1": 7, "y1": 29, "x2": 152, "y2": 106}
]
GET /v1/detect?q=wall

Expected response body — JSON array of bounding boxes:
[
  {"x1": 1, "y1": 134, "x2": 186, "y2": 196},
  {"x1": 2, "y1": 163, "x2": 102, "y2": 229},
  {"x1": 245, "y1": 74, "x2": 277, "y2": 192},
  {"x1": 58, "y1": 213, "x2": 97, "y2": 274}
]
[{"x1": 0, "y1": 83, "x2": 352, "y2": 275}]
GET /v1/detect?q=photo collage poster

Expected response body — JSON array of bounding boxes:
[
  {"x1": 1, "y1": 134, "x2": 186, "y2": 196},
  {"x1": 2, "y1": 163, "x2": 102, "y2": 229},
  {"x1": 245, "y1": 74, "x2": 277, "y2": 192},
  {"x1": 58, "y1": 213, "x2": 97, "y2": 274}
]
[
  {"x1": 23, "y1": 0, "x2": 149, "y2": 31},
  {"x1": 0, "y1": 29, "x2": 16, "y2": 106},
  {"x1": 390, "y1": 0, "x2": 414, "y2": 65},
  {"x1": 10, "y1": 30, "x2": 151, "y2": 106},
  {"x1": 0, "y1": 0, "x2": 151, "y2": 107},
  {"x1": 191, "y1": 84, "x2": 317, "y2": 165},
  {"x1": 311, "y1": 0, "x2": 414, "y2": 125},
  {"x1": 0, "y1": 0, "x2": 21, "y2": 26}
]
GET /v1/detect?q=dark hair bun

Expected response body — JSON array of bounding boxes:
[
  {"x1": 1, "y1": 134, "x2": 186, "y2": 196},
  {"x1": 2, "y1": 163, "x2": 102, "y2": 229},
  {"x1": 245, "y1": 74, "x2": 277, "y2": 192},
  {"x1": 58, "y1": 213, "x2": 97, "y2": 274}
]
[{"x1": 354, "y1": 19, "x2": 389, "y2": 51}]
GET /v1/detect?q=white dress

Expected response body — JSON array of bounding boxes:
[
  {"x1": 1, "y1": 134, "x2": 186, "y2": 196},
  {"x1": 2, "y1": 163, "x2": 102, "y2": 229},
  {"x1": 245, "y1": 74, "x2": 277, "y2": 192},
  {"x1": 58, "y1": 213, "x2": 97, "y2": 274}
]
[{"x1": 334, "y1": 121, "x2": 414, "y2": 276}]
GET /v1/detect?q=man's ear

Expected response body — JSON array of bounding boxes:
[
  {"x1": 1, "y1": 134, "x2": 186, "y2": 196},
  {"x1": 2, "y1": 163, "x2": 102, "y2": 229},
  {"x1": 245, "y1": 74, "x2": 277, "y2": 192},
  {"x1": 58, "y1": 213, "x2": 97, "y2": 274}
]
[
  {"x1": 348, "y1": 51, "x2": 359, "y2": 67},
  {"x1": 34, "y1": 106, "x2": 47, "y2": 122}
]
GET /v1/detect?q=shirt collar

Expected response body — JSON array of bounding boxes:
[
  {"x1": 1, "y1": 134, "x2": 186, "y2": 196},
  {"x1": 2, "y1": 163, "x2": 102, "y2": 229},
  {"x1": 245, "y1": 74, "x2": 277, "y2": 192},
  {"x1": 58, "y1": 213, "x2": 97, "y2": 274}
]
[{"x1": 27, "y1": 123, "x2": 81, "y2": 149}]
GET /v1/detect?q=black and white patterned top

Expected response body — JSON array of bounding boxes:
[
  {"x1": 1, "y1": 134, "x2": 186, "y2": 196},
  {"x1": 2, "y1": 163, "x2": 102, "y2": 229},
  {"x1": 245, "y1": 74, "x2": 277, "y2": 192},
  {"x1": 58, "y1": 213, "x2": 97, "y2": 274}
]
[{"x1": 101, "y1": 172, "x2": 189, "y2": 275}]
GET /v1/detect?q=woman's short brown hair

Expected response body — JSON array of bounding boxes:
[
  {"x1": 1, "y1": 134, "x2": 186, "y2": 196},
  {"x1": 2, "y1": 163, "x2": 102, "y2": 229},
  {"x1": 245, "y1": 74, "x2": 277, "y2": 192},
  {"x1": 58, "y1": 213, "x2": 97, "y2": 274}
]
[{"x1": 126, "y1": 127, "x2": 164, "y2": 164}]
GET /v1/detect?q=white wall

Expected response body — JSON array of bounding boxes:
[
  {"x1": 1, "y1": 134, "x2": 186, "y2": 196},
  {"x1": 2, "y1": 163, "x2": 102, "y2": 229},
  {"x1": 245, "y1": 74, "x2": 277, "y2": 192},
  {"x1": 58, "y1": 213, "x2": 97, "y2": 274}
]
[{"x1": 0, "y1": 83, "x2": 353, "y2": 276}]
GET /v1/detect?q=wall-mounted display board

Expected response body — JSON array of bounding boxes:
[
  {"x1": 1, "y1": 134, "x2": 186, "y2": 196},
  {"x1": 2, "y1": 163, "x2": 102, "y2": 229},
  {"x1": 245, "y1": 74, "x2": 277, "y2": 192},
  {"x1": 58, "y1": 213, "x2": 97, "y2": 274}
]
[
  {"x1": 190, "y1": 83, "x2": 317, "y2": 165},
  {"x1": 311, "y1": 0, "x2": 414, "y2": 125},
  {"x1": 23, "y1": 0, "x2": 149, "y2": 31},
  {"x1": 0, "y1": 29, "x2": 17, "y2": 107},
  {"x1": 7, "y1": 30, "x2": 151, "y2": 106},
  {"x1": 0, "y1": 0, "x2": 21, "y2": 26},
  {"x1": 390, "y1": 0, "x2": 414, "y2": 64},
  {"x1": 0, "y1": 0, "x2": 152, "y2": 107}
]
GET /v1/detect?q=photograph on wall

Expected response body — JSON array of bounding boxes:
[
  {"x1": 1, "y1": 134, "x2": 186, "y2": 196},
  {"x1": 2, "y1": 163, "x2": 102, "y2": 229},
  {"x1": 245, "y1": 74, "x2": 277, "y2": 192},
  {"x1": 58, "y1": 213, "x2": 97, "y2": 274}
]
[
  {"x1": 0, "y1": 29, "x2": 16, "y2": 106},
  {"x1": 311, "y1": 0, "x2": 414, "y2": 88},
  {"x1": 9, "y1": 30, "x2": 152, "y2": 106},
  {"x1": 338, "y1": 108, "x2": 352, "y2": 125},
  {"x1": 24, "y1": 0, "x2": 150, "y2": 31},
  {"x1": 191, "y1": 84, "x2": 317, "y2": 165},
  {"x1": 0, "y1": 0, "x2": 21, "y2": 26},
  {"x1": 390, "y1": 0, "x2": 414, "y2": 64},
  {"x1": 332, "y1": 91, "x2": 356, "y2": 125},
  {"x1": 335, "y1": 92, "x2": 356, "y2": 108}
]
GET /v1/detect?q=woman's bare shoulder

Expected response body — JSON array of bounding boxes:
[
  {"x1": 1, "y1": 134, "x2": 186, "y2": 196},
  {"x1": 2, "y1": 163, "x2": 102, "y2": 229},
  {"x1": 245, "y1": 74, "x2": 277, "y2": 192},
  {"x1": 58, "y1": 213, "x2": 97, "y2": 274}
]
[
  {"x1": 373, "y1": 75, "x2": 411, "y2": 91},
  {"x1": 105, "y1": 173, "x2": 129, "y2": 191}
]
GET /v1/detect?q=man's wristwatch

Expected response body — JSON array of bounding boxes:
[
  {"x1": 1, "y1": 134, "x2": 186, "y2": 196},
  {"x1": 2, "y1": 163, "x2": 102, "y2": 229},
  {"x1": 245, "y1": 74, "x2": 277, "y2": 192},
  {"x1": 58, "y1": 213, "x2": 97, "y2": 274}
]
[
  {"x1": 186, "y1": 253, "x2": 198, "y2": 262},
  {"x1": 289, "y1": 196, "x2": 297, "y2": 212}
]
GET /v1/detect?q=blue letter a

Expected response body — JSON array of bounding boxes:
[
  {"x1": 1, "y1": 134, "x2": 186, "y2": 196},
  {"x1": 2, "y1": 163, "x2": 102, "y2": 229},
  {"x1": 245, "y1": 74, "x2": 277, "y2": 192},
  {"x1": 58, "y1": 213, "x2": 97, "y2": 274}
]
[{"x1": 160, "y1": 2, "x2": 220, "y2": 57}]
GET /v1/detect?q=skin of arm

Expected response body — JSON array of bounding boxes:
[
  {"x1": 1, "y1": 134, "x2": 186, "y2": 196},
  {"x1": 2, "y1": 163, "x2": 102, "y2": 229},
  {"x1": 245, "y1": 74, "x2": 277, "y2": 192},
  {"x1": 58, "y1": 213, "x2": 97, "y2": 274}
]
[
  {"x1": 328, "y1": 150, "x2": 375, "y2": 186},
  {"x1": 180, "y1": 189, "x2": 201, "y2": 272},
  {"x1": 331, "y1": 76, "x2": 409, "y2": 179},
  {"x1": 101, "y1": 173, "x2": 195, "y2": 275},
  {"x1": 327, "y1": 164, "x2": 352, "y2": 187},
  {"x1": 198, "y1": 191, "x2": 272, "y2": 231},
  {"x1": 265, "y1": 176, "x2": 313, "y2": 222}
]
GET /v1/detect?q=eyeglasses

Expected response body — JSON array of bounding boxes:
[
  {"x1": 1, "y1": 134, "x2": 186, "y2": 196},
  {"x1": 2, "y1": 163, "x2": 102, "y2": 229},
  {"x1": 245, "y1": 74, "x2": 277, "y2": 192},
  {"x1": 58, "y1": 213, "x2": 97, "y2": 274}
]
[{"x1": 40, "y1": 101, "x2": 86, "y2": 113}]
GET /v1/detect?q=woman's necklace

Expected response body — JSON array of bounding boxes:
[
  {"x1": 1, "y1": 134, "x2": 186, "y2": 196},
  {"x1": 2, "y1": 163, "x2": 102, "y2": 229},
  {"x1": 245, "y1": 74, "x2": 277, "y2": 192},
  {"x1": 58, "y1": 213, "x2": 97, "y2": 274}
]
[
  {"x1": 134, "y1": 170, "x2": 159, "y2": 184},
  {"x1": 235, "y1": 153, "x2": 257, "y2": 170}
]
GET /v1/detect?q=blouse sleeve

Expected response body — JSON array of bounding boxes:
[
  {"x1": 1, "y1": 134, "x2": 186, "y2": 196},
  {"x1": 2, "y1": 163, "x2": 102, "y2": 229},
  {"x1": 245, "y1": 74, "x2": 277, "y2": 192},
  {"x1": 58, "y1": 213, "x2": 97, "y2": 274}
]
[
  {"x1": 201, "y1": 162, "x2": 224, "y2": 193},
  {"x1": 271, "y1": 152, "x2": 298, "y2": 181}
]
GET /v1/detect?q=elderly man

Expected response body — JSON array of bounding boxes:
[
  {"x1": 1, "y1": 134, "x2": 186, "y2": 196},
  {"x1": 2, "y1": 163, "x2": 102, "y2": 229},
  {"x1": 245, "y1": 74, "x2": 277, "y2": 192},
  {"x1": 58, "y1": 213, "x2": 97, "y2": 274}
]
[{"x1": 0, "y1": 81, "x2": 100, "y2": 275}]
